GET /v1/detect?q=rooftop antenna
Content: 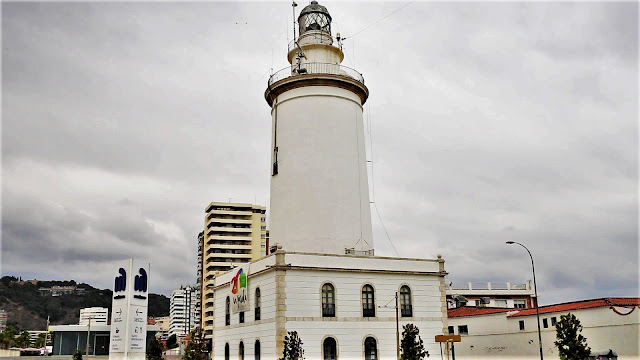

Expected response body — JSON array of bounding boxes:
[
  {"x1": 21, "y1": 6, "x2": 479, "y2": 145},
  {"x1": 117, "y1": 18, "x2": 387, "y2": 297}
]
[{"x1": 292, "y1": 1, "x2": 298, "y2": 40}]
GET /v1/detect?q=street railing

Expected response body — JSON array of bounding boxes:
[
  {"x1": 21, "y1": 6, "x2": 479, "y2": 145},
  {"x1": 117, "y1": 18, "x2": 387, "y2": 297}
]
[{"x1": 268, "y1": 62, "x2": 364, "y2": 87}]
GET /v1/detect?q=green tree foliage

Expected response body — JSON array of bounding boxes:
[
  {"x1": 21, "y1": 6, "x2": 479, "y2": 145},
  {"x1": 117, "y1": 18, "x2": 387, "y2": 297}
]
[
  {"x1": 279, "y1": 331, "x2": 304, "y2": 360},
  {"x1": 73, "y1": 349, "x2": 83, "y2": 360},
  {"x1": 147, "y1": 337, "x2": 164, "y2": 360},
  {"x1": 166, "y1": 334, "x2": 178, "y2": 350},
  {"x1": 555, "y1": 313, "x2": 591, "y2": 360},
  {"x1": 14, "y1": 331, "x2": 31, "y2": 348},
  {"x1": 0, "y1": 326, "x2": 18, "y2": 349},
  {"x1": 400, "y1": 323, "x2": 428, "y2": 360},
  {"x1": 182, "y1": 328, "x2": 207, "y2": 360},
  {"x1": 35, "y1": 333, "x2": 47, "y2": 348}
]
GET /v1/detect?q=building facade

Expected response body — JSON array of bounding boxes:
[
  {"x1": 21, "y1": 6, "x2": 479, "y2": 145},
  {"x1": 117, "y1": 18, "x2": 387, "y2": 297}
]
[
  {"x1": 170, "y1": 287, "x2": 199, "y2": 338},
  {"x1": 447, "y1": 298, "x2": 640, "y2": 360},
  {"x1": 201, "y1": 202, "x2": 267, "y2": 336},
  {"x1": 212, "y1": 251, "x2": 447, "y2": 360},
  {"x1": 79, "y1": 307, "x2": 108, "y2": 325},
  {"x1": 0, "y1": 310, "x2": 7, "y2": 332},
  {"x1": 446, "y1": 281, "x2": 536, "y2": 309}
]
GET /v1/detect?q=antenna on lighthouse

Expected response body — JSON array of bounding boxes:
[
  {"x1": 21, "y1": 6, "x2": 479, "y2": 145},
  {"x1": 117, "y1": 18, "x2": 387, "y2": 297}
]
[{"x1": 292, "y1": 1, "x2": 298, "y2": 40}]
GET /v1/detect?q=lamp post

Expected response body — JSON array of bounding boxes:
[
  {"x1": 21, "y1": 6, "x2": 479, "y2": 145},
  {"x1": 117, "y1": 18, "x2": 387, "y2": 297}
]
[{"x1": 506, "y1": 241, "x2": 543, "y2": 360}]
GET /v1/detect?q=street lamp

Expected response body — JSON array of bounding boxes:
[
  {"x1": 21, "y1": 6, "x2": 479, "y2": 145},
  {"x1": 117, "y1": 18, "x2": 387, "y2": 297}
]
[{"x1": 506, "y1": 241, "x2": 543, "y2": 360}]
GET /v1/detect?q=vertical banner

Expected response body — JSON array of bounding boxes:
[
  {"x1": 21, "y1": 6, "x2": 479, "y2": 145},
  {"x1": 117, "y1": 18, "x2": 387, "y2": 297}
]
[
  {"x1": 230, "y1": 264, "x2": 250, "y2": 313},
  {"x1": 109, "y1": 259, "x2": 149, "y2": 360}
]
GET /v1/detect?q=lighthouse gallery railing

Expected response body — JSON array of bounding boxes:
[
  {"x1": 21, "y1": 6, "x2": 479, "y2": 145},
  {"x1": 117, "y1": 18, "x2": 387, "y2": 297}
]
[{"x1": 268, "y1": 62, "x2": 365, "y2": 87}]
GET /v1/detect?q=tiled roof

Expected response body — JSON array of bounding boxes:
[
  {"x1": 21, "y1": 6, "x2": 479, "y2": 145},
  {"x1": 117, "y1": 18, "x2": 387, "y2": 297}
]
[
  {"x1": 509, "y1": 298, "x2": 640, "y2": 317},
  {"x1": 447, "y1": 298, "x2": 639, "y2": 318},
  {"x1": 448, "y1": 307, "x2": 515, "y2": 318}
]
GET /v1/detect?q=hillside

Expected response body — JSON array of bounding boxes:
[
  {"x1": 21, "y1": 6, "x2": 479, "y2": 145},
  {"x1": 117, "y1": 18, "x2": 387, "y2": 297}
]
[{"x1": 0, "y1": 276, "x2": 170, "y2": 331}]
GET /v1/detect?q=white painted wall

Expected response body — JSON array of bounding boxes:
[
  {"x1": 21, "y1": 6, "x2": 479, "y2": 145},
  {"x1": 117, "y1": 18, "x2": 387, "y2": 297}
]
[
  {"x1": 449, "y1": 306, "x2": 640, "y2": 360},
  {"x1": 283, "y1": 268, "x2": 445, "y2": 360},
  {"x1": 269, "y1": 85, "x2": 373, "y2": 255}
]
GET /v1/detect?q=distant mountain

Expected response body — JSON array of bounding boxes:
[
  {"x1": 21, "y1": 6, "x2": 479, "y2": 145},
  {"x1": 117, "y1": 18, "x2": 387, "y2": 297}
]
[{"x1": 0, "y1": 276, "x2": 170, "y2": 331}]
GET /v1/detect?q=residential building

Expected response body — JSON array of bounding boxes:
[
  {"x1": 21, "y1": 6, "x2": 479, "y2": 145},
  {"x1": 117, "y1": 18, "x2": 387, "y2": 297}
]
[
  {"x1": 39, "y1": 286, "x2": 75, "y2": 296},
  {"x1": 447, "y1": 297, "x2": 640, "y2": 359},
  {"x1": 170, "y1": 287, "x2": 198, "y2": 338},
  {"x1": 201, "y1": 202, "x2": 267, "y2": 336},
  {"x1": 79, "y1": 307, "x2": 108, "y2": 325},
  {"x1": 0, "y1": 310, "x2": 7, "y2": 331},
  {"x1": 154, "y1": 316, "x2": 170, "y2": 340},
  {"x1": 446, "y1": 281, "x2": 537, "y2": 309}
]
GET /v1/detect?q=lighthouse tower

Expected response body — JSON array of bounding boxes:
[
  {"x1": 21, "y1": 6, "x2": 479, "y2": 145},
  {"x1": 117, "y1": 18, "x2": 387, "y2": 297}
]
[{"x1": 265, "y1": 1, "x2": 373, "y2": 255}]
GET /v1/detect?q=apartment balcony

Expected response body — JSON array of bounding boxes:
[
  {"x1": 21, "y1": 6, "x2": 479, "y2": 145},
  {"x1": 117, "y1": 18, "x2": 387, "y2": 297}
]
[
  {"x1": 206, "y1": 209, "x2": 253, "y2": 217},
  {"x1": 206, "y1": 217, "x2": 253, "y2": 227},
  {"x1": 206, "y1": 235, "x2": 253, "y2": 243},
  {"x1": 206, "y1": 253, "x2": 251, "y2": 260},
  {"x1": 206, "y1": 227, "x2": 252, "y2": 236},
  {"x1": 208, "y1": 244, "x2": 252, "y2": 251}
]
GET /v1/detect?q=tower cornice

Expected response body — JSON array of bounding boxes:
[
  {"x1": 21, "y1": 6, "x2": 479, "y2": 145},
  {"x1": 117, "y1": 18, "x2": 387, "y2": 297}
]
[{"x1": 265, "y1": 73, "x2": 369, "y2": 107}]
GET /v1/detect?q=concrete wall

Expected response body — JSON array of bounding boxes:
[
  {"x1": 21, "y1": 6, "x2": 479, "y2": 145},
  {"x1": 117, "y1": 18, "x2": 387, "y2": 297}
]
[{"x1": 449, "y1": 306, "x2": 640, "y2": 359}]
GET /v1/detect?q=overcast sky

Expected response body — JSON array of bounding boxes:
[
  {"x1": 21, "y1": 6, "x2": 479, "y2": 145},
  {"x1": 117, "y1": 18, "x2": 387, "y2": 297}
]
[{"x1": 2, "y1": 1, "x2": 637, "y2": 305}]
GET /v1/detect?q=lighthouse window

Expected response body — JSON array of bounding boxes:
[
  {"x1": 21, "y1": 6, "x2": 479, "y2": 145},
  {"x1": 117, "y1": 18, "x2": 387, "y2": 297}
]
[
  {"x1": 322, "y1": 283, "x2": 335, "y2": 317},
  {"x1": 399, "y1": 285, "x2": 413, "y2": 317},
  {"x1": 301, "y1": 13, "x2": 331, "y2": 34}
]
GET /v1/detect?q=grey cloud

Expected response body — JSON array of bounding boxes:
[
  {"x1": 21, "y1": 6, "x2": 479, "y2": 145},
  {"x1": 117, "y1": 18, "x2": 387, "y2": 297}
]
[{"x1": 2, "y1": 2, "x2": 637, "y2": 302}]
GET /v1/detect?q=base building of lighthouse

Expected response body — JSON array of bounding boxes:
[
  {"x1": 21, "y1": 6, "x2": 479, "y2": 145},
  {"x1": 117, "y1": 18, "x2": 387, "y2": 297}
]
[{"x1": 210, "y1": 2, "x2": 447, "y2": 359}]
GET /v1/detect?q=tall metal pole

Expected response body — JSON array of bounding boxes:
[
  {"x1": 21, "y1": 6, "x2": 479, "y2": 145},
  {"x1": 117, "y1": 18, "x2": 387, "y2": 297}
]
[
  {"x1": 85, "y1": 317, "x2": 91, "y2": 357},
  {"x1": 395, "y1": 291, "x2": 400, "y2": 360},
  {"x1": 292, "y1": 1, "x2": 298, "y2": 40},
  {"x1": 507, "y1": 241, "x2": 543, "y2": 360}
]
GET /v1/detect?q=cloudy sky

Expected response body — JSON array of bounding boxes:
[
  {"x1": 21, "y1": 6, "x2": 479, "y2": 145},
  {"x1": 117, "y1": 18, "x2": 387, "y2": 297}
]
[{"x1": 2, "y1": 1, "x2": 637, "y2": 305}]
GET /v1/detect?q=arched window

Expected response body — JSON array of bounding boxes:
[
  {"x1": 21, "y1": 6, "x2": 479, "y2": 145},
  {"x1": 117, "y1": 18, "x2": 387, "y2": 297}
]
[
  {"x1": 322, "y1": 283, "x2": 335, "y2": 317},
  {"x1": 400, "y1": 285, "x2": 413, "y2": 317},
  {"x1": 362, "y1": 285, "x2": 375, "y2": 317},
  {"x1": 224, "y1": 343, "x2": 229, "y2": 360},
  {"x1": 239, "y1": 341, "x2": 244, "y2": 360},
  {"x1": 225, "y1": 297, "x2": 231, "y2": 326},
  {"x1": 254, "y1": 340, "x2": 261, "y2": 360},
  {"x1": 364, "y1": 337, "x2": 377, "y2": 360},
  {"x1": 323, "y1": 337, "x2": 337, "y2": 360},
  {"x1": 255, "y1": 287, "x2": 261, "y2": 321}
]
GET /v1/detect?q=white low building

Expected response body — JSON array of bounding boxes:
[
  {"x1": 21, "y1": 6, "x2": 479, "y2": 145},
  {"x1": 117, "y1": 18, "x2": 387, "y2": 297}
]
[
  {"x1": 79, "y1": 307, "x2": 108, "y2": 325},
  {"x1": 212, "y1": 250, "x2": 447, "y2": 360},
  {"x1": 447, "y1": 297, "x2": 640, "y2": 360}
]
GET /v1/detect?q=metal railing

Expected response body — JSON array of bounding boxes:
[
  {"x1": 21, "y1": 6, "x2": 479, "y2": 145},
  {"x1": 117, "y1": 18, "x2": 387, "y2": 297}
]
[{"x1": 268, "y1": 62, "x2": 364, "y2": 86}]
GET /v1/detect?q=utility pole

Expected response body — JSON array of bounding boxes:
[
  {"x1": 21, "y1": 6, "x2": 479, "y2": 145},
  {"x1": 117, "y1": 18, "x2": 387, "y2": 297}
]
[
  {"x1": 85, "y1": 317, "x2": 92, "y2": 357},
  {"x1": 396, "y1": 291, "x2": 400, "y2": 360}
]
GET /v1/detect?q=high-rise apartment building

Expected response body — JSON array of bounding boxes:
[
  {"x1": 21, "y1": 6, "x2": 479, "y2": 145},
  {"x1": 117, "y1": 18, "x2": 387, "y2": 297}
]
[
  {"x1": 200, "y1": 202, "x2": 267, "y2": 336},
  {"x1": 169, "y1": 287, "x2": 198, "y2": 338}
]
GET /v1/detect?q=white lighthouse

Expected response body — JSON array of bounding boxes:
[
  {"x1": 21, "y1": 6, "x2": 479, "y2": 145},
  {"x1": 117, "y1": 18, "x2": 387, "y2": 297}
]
[{"x1": 265, "y1": 1, "x2": 373, "y2": 255}]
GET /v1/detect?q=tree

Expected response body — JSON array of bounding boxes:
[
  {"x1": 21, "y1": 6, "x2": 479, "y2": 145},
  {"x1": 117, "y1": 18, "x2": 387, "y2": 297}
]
[
  {"x1": 555, "y1": 313, "x2": 591, "y2": 360},
  {"x1": 166, "y1": 334, "x2": 178, "y2": 350},
  {"x1": 279, "y1": 331, "x2": 304, "y2": 360},
  {"x1": 147, "y1": 337, "x2": 164, "y2": 360},
  {"x1": 14, "y1": 331, "x2": 31, "y2": 348},
  {"x1": 400, "y1": 323, "x2": 428, "y2": 360},
  {"x1": 0, "y1": 326, "x2": 18, "y2": 349},
  {"x1": 73, "y1": 349, "x2": 83, "y2": 360},
  {"x1": 35, "y1": 333, "x2": 47, "y2": 348},
  {"x1": 182, "y1": 328, "x2": 207, "y2": 360}
]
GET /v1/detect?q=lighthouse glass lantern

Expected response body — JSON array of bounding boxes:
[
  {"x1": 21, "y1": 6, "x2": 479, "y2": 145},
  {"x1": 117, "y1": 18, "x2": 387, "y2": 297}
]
[{"x1": 298, "y1": 1, "x2": 331, "y2": 35}]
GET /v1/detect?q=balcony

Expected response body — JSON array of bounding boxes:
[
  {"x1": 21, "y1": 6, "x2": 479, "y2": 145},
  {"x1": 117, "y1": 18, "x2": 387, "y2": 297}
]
[{"x1": 268, "y1": 62, "x2": 364, "y2": 87}]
